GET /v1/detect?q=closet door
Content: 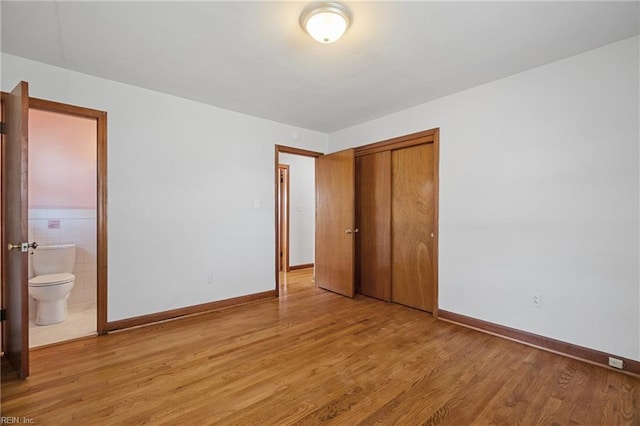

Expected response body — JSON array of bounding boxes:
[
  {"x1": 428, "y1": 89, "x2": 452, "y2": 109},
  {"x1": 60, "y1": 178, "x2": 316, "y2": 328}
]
[
  {"x1": 356, "y1": 151, "x2": 391, "y2": 301},
  {"x1": 391, "y1": 143, "x2": 435, "y2": 312}
]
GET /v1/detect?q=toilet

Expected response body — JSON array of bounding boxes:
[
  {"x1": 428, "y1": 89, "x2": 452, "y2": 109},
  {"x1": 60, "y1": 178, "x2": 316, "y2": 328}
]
[{"x1": 28, "y1": 244, "x2": 76, "y2": 326}]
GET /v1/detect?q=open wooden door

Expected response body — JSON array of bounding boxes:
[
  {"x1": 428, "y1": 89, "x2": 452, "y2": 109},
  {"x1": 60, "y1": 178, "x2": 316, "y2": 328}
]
[
  {"x1": 315, "y1": 149, "x2": 355, "y2": 298},
  {"x1": 1, "y1": 81, "x2": 30, "y2": 378},
  {"x1": 278, "y1": 165, "x2": 289, "y2": 272}
]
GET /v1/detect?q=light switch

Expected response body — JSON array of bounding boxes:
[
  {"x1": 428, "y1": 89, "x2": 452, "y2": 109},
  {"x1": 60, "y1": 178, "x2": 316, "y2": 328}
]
[{"x1": 254, "y1": 199, "x2": 261, "y2": 209}]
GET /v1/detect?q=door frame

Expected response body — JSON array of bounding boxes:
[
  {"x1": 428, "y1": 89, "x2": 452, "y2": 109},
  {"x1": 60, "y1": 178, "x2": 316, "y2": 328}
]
[
  {"x1": 274, "y1": 145, "x2": 322, "y2": 297},
  {"x1": 16, "y1": 96, "x2": 108, "y2": 335}
]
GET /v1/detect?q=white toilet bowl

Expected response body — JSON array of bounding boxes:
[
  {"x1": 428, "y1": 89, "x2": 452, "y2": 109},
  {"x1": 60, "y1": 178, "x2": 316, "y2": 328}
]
[
  {"x1": 28, "y1": 244, "x2": 76, "y2": 326},
  {"x1": 29, "y1": 273, "x2": 75, "y2": 325}
]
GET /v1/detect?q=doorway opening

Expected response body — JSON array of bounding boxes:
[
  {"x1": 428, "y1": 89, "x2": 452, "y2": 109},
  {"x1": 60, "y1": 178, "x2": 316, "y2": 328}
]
[
  {"x1": 28, "y1": 107, "x2": 97, "y2": 347},
  {"x1": 274, "y1": 145, "x2": 322, "y2": 296},
  {"x1": 29, "y1": 98, "x2": 107, "y2": 345}
]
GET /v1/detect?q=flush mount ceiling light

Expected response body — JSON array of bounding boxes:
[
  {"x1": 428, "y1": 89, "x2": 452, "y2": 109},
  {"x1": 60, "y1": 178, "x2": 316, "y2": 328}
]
[{"x1": 300, "y1": 2, "x2": 351, "y2": 44}]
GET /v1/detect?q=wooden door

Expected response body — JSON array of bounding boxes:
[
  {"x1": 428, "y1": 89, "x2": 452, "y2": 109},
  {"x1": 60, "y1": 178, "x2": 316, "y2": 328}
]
[
  {"x1": 315, "y1": 149, "x2": 355, "y2": 298},
  {"x1": 391, "y1": 143, "x2": 435, "y2": 312},
  {"x1": 278, "y1": 165, "x2": 289, "y2": 272},
  {"x1": 356, "y1": 151, "x2": 391, "y2": 301},
  {"x1": 1, "y1": 81, "x2": 30, "y2": 378}
]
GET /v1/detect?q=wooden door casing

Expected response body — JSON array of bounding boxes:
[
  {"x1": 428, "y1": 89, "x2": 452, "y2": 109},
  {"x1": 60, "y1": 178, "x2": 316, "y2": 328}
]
[
  {"x1": 391, "y1": 143, "x2": 435, "y2": 312},
  {"x1": 28, "y1": 97, "x2": 109, "y2": 334},
  {"x1": 315, "y1": 149, "x2": 355, "y2": 298},
  {"x1": 1, "y1": 81, "x2": 30, "y2": 378},
  {"x1": 356, "y1": 151, "x2": 391, "y2": 301},
  {"x1": 274, "y1": 145, "x2": 323, "y2": 297}
]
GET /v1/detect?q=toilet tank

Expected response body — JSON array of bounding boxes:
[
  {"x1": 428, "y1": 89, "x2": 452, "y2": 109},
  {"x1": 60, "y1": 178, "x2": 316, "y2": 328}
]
[{"x1": 32, "y1": 244, "x2": 76, "y2": 276}]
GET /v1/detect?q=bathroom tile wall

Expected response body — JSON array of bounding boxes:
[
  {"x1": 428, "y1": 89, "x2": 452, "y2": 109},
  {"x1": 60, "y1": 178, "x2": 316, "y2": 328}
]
[{"x1": 28, "y1": 208, "x2": 97, "y2": 308}]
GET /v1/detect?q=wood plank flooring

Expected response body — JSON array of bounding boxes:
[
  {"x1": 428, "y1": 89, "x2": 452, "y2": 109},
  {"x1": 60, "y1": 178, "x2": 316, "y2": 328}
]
[{"x1": 2, "y1": 268, "x2": 639, "y2": 425}]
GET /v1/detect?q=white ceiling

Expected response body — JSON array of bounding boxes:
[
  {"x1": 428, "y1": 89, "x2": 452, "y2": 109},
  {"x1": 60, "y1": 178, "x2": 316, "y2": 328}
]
[{"x1": 2, "y1": 1, "x2": 639, "y2": 133}]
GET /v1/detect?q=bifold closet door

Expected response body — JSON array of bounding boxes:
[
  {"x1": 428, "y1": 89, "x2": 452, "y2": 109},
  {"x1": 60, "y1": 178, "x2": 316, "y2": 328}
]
[
  {"x1": 391, "y1": 143, "x2": 435, "y2": 312},
  {"x1": 356, "y1": 151, "x2": 391, "y2": 301}
]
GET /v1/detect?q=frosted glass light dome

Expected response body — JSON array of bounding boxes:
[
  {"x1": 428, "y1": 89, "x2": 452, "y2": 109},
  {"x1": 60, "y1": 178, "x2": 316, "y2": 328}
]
[{"x1": 301, "y1": 2, "x2": 351, "y2": 44}]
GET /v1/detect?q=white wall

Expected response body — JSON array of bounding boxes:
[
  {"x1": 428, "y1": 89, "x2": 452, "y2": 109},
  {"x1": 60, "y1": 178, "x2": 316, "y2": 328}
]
[
  {"x1": 1, "y1": 53, "x2": 328, "y2": 322},
  {"x1": 279, "y1": 153, "x2": 315, "y2": 267},
  {"x1": 329, "y1": 36, "x2": 640, "y2": 361}
]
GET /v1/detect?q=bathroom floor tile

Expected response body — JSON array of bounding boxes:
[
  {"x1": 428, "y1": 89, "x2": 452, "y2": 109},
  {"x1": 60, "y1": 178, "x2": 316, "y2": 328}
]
[{"x1": 29, "y1": 305, "x2": 97, "y2": 348}]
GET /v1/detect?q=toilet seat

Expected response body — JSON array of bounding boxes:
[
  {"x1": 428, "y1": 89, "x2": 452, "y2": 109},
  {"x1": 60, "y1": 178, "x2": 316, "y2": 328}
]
[{"x1": 29, "y1": 273, "x2": 75, "y2": 287}]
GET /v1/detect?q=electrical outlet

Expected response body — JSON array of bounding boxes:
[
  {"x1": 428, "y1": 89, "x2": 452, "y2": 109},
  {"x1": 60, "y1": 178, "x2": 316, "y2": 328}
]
[
  {"x1": 532, "y1": 293, "x2": 541, "y2": 308},
  {"x1": 608, "y1": 357, "x2": 624, "y2": 369}
]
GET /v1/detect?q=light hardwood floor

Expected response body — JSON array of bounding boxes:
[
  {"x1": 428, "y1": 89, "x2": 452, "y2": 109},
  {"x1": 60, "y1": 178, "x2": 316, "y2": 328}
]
[{"x1": 2, "y1": 268, "x2": 639, "y2": 424}]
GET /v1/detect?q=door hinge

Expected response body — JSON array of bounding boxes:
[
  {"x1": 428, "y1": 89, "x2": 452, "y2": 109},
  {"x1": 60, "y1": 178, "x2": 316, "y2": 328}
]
[
  {"x1": 0, "y1": 309, "x2": 6, "y2": 321},
  {"x1": 0, "y1": 122, "x2": 5, "y2": 135}
]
